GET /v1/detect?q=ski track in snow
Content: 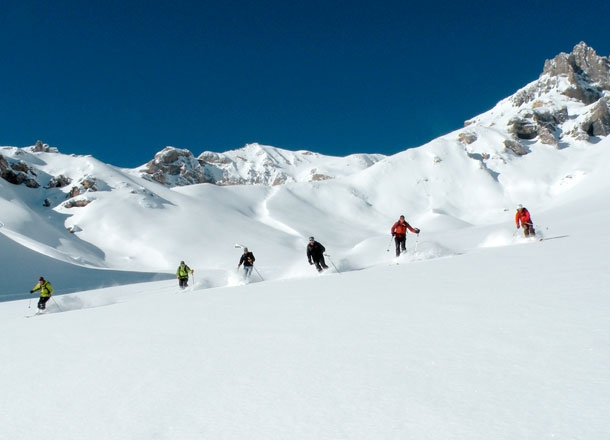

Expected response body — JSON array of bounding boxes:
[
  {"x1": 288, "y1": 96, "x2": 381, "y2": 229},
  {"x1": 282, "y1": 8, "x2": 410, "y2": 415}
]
[{"x1": 255, "y1": 186, "x2": 303, "y2": 238}]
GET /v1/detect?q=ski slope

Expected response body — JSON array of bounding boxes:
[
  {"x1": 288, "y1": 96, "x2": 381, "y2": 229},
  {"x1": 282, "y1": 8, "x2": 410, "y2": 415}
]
[{"x1": 0, "y1": 192, "x2": 608, "y2": 439}]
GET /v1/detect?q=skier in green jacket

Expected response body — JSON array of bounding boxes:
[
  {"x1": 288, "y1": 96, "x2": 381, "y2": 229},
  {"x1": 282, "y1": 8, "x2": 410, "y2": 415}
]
[
  {"x1": 176, "y1": 261, "x2": 194, "y2": 289},
  {"x1": 30, "y1": 276, "x2": 53, "y2": 310}
]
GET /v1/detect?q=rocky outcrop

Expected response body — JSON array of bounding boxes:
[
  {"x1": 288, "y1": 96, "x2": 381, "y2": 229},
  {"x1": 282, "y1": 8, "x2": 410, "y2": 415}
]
[
  {"x1": 504, "y1": 139, "x2": 529, "y2": 156},
  {"x1": 507, "y1": 115, "x2": 538, "y2": 140},
  {"x1": 310, "y1": 169, "x2": 332, "y2": 181},
  {"x1": 68, "y1": 186, "x2": 81, "y2": 198},
  {"x1": 63, "y1": 199, "x2": 91, "y2": 208},
  {"x1": 537, "y1": 126, "x2": 558, "y2": 147},
  {"x1": 505, "y1": 105, "x2": 566, "y2": 145},
  {"x1": 542, "y1": 42, "x2": 610, "y2": 104},
  {"x1": 582, "y1": 98, "x2": 610, "y2": 136},
  {"x1": 1, "y1": 142, "x2": 66, "y2": 188},
  {"x1": 458, "y1": 132, "x2": 478, "y2": 144},
  {"x1": 31, "y1": 140, "x2": 58, "y2": 153},
  {"x1": 140, "y1": 147, "x2": 212, "y2": 186},
  {"x1": 80, "y1": 176, "x2": 98, "y2": 191},
  {"x1": 507, "y1": 43, "x2": 610, "y2": 145},
  {"x1": 47, "y1": 174, "x2": 72, "y2": 188},
  {"x1": 513, "y1": 42, "x2": 610, "y2": 106},
  {"x1": 0, "y1": 154, "x2": 40, "y2": 188}
]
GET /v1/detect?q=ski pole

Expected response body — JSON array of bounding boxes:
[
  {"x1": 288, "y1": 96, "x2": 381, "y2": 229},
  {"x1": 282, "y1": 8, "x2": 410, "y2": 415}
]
[
  {"x1": 386, "y1": 236, "x2": 393, "y2": 252},
  {"x1": 51, "y1": 296, "x2": 63, "y2": 312},
  {"x1": 324, "y1": 253, "x2": 341, "y2": 274},
  {"x1": 28, "y1": 294, "x2": 32, "y2": 309},
  {"x1": 415, "y1": 233, "x2": 420, "y2": 252},
  {"x1": 253, "y1": 265, "x2": 264, "y2": 281}
]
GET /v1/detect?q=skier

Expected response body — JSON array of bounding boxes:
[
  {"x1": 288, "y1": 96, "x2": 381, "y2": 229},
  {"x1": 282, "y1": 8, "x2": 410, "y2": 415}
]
[
  {"x1": 237, "y1": 247, "x2": 256, "y2": 279},
  {"x1": 176, "y1": 261, "x2": 194, "y2": 289},
  {"x1": 391, "y1": 215, "x2": 420, "y2": 257},
  {"x1": 307, "y1": 236, "x2": 329, "y2": 272},
  {"x1": 515, "y1": 204, "x2": 536, "y2": 237},
  {"x1": 30, "y1": 276, "x2": 53, "y2": 310}
]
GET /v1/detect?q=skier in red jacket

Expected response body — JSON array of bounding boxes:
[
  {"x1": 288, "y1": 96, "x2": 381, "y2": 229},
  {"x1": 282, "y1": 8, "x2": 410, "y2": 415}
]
[
  {"x1": 390, "y1": 215, "x2": 420, "y2": 257},
  {"x1": 515, "y1": 204, "x2": 535, "y2": 237}
]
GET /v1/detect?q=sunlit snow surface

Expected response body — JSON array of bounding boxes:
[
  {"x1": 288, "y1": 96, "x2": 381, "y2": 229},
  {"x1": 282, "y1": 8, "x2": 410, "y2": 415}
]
[{"x1": 1, "y1": 122, "x2": 609, "y2": 437}]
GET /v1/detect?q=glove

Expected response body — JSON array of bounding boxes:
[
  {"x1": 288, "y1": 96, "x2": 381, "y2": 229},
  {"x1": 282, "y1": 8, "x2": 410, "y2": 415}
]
[
  {"x1": 191, "y1": 269, "x2": 194, "y2": 274},
  {"x1": 309, "y1": 261, "x2": 313, "y2": 265},
  {"x1": 415, "y1": 228, "x2": 420, "y2": 234},
  {"x1": 30, "y1": 290, "x2": 34, "y2": 294},
  {"x1": 517, "y1": 225, "x2": 520, "y2": 229},
  {"x1": 391, "y1": 232, "x2": 395, "y2": 237}
]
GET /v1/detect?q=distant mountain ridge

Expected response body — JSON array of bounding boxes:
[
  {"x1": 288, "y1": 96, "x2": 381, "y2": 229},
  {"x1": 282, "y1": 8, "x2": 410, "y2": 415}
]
[{"x1": 138, "y1": 143, "x2": 385, "y2": 187}]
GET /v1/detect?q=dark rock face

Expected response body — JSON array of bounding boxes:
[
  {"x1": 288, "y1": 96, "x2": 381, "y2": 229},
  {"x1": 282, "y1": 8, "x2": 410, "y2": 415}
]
[
  {"x1": 48, "y1": 175, "x2": 72, "y2": 188},
  {"x1": 0, "y1": 154, "x2": 40, "y2": 187}
]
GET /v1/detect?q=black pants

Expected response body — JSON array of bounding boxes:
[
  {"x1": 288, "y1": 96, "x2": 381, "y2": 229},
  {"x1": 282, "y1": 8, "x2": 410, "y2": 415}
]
[
  {"x1": 313, "y1": 256, "x2": 329, "y2": 272},
  {"x1": 38, "y1": 296, "x2": 50, "y2": 310},
  {"x1": 178, "y1": 277, "x2": 189, "y2": 289},
  {"x1": 394, "y1": 235, "x2": 406, "y2": 257}
]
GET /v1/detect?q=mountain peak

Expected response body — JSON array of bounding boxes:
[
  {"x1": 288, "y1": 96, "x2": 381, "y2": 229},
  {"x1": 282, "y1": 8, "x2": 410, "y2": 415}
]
[
  {"x1": 541, "y1": 41, "x2": 610, "y2": 102},
  {"x1": 500, "y1": 43, "x2": 610, "y2": 142}
]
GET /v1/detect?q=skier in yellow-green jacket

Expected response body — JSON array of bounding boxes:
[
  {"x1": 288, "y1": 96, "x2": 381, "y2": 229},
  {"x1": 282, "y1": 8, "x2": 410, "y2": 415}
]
[
  {"x1": 30, "y1": 276, "x2": 53, "y2": 310},
  {"x1": 176, "y1": 261, "x2": 194, "y2": 289}
]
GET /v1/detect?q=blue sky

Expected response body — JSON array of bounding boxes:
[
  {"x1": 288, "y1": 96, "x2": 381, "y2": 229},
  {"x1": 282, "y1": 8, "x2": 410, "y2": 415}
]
[{"x1": 2, "y1": 0, "x2": 609, "y2": 167}]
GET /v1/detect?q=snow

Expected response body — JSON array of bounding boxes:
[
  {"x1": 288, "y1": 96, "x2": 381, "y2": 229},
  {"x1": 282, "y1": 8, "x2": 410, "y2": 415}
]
[{"x1": 1, "y1": 94, "x2": 610, "y2": 437}]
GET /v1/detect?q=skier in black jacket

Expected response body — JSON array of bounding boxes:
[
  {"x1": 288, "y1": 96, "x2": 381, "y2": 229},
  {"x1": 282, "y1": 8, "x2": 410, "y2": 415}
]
[
  {"x1": 237, "y1": 247, "x2": 256, "y2": 279},
  {"x1": 306, "y1": 237, "x2": 329, "y2": 272}
]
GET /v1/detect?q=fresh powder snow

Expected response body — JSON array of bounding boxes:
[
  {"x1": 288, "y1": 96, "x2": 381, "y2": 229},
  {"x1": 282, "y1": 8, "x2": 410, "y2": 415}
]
[{"x1": 1, "y1": 52, "x2": 610, "y2": 438}]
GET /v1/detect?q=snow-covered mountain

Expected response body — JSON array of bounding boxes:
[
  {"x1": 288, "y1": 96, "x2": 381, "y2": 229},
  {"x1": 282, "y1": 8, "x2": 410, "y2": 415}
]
[
  {"x1": 1, "y1": 43, "x2": 610, "y2": 440},
  {"x1": 1, "y1": 41, "x2": 609, "y2": 298},
  {"x1": 137, "y1": 142, "x2": 385, "y2": 186}
]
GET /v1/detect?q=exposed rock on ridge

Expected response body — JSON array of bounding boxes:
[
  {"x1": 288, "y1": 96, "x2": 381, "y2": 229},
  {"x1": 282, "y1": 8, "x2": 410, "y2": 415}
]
[
  {"x1": 140, "y1": 147, "x2": 212, "y2": 186},
  {"x1": 139, "y1": 143, "x2": 384, "y2": 187},
  {"x1": 504, "y1": 42, "x2": 610, "y2": 149},
  {"x1": 543, "y1": 41, "x2": 610, "y2": 101}
]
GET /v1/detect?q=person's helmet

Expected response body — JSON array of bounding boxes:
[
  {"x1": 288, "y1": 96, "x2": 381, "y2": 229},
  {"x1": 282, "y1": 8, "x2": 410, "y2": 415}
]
[
  {"x1": 308, "y1": 236, "x2": 314, "y2": 242},
  {"x1": 243, "y1": 247, "x2": 248, "y2": 251},
  {"x1": 517, "y1": 204, "x2": 523, "y2": 210},
  {"x1": 39, "y1": 276, "x2": 44, "y2": 281},
  {"x1": 400, "y1": 215, "x2": 405, "y2": 219},
  {"x1": 180, "y1": 261, "x2": 185, "y2": 265}
]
